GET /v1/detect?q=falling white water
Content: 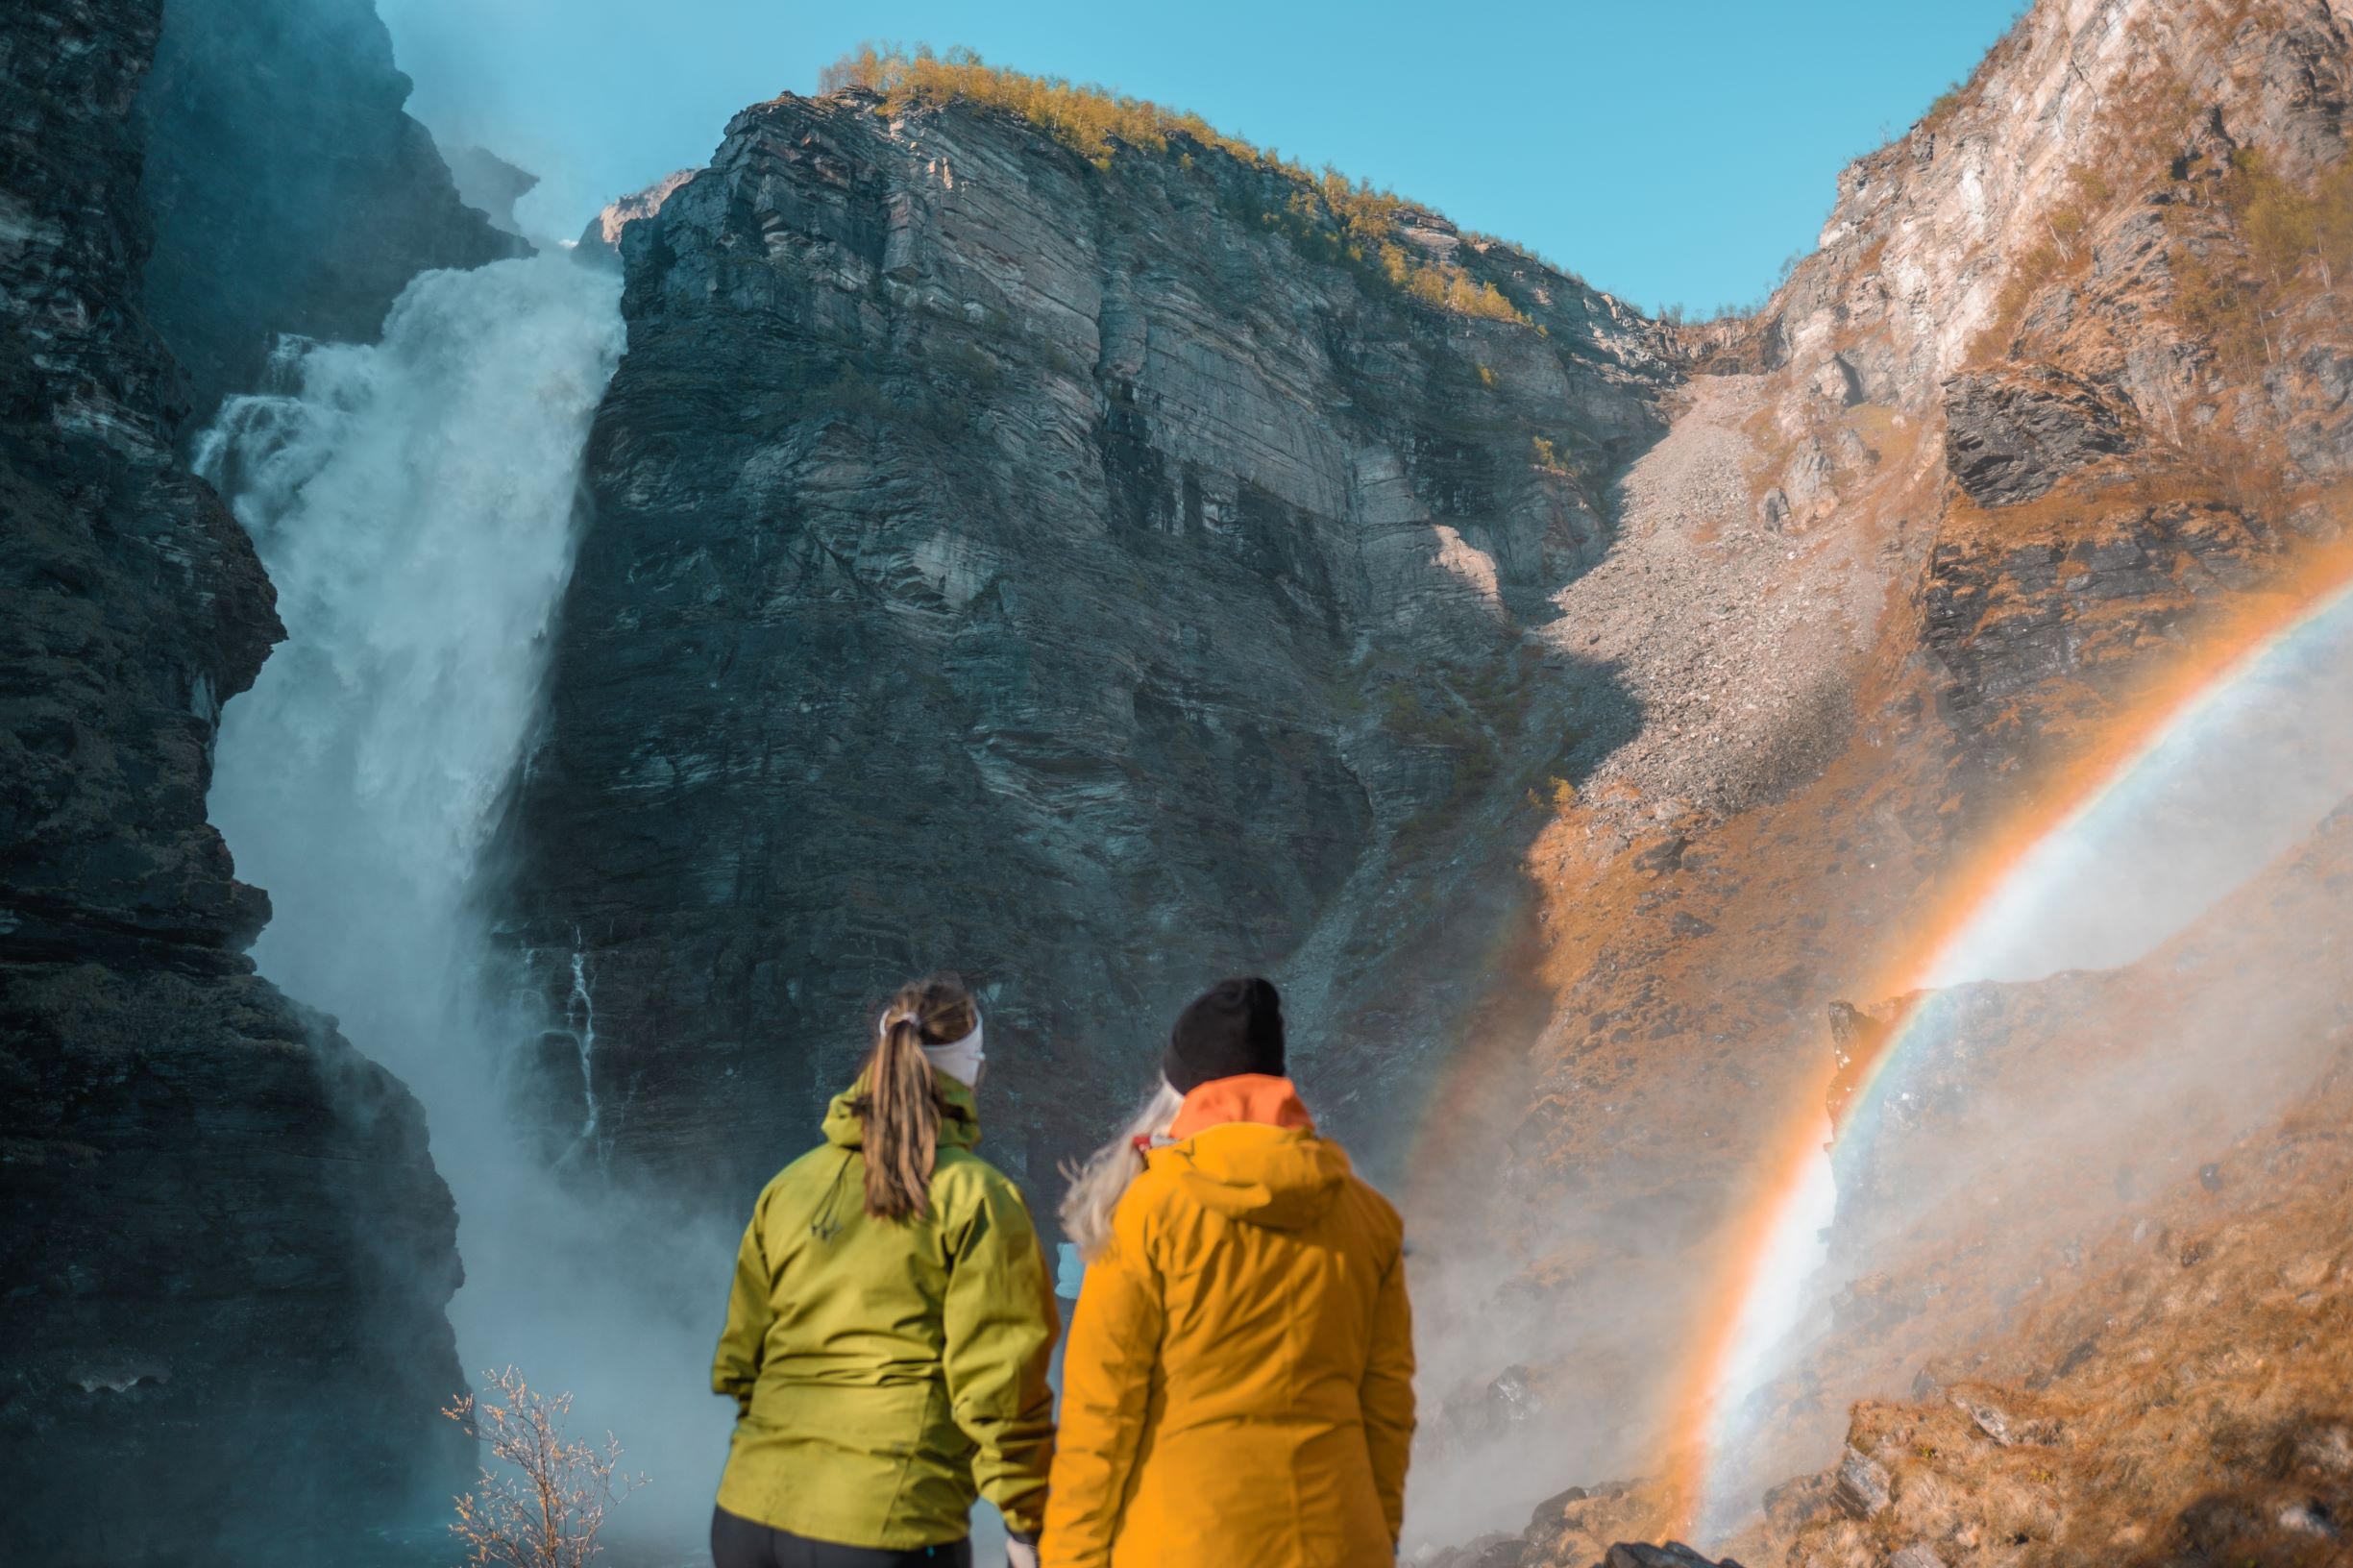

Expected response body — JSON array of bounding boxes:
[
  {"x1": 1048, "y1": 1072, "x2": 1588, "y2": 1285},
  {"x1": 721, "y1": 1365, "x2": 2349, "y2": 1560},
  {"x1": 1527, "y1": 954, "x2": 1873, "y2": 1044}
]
[
  {"x1": 564, "y1": 933, "x2": 603, "y2": 1164},
  {"x1": 203, "y1": 253, "x2": 731, "y2": 1550},
  {"x1": 1694, "y1": 1124, "x2": 1838, "y2": 1533}
]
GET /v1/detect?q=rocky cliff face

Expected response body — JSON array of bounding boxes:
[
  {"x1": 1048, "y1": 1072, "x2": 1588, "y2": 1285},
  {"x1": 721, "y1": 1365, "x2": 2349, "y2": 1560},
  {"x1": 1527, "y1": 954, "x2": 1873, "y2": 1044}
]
[
  {"x1": 134, "y1": 0, "x2": 524, "y2": 429},
  {"x1": 0, "y1": 0, "x2": 489, "y2": 1559},
  {"x1": 1400, "y1": 0, "x2": 2353, "y2": 1545},
  {"x1": 502, "y1": 84, "x2": 1678, "y2": 1204}
]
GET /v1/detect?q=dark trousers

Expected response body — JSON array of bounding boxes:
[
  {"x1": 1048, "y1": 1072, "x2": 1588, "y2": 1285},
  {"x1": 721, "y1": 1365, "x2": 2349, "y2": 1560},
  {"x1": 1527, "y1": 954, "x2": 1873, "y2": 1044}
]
[{"x1": 710, "y1": 1506, "x2": 972, "y2": 1568}]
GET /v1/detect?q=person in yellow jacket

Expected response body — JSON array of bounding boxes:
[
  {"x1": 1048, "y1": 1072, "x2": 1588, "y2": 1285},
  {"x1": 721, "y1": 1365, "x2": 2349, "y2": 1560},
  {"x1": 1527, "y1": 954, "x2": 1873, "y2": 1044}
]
[
  {"x1": 711, "y1": 974, "x2": 1059, "y2": 1568},
  {"x1": 1044, "y1": 977, "x2": 1416, "y2": 1567}
]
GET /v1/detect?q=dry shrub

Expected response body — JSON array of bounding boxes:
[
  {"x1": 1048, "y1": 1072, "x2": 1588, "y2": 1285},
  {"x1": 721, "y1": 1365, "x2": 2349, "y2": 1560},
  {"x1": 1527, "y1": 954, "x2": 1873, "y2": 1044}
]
[
  {"x1": 817, "y1": 43, "x2": 1529, "y2": 325},
  {"x1": 443, "y1": 1367, "x2": 647, "y2": 1568},
  {"x1": 2170, "y1": 141, "x2": 2353, "y2": 372}
]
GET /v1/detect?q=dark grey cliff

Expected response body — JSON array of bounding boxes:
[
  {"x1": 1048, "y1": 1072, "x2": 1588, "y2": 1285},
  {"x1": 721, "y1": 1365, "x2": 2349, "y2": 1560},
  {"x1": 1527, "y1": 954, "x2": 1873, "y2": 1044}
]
[
  {"x1": 1, "y1": 0, "x2": 468, "y2": 1559},
  {"x1": 502, "y1": 87, "x2": 1677, "y2": 1206},
  {"x1": 135, "y1": 0, "x2": 524, "y2": 428}
]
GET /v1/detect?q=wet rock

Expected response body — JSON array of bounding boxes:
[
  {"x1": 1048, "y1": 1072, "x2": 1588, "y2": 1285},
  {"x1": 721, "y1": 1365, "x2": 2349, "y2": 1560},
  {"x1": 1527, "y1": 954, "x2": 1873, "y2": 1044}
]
[
  {"x1": 1488, "y1": 1364, "x2": 1547, "y2": 1426},
  {"x1": 1460, "y1": 1537, "x2": 1527, "y2": 1568},
  {"x1": 1889, "y1": 1546, "x2": 1948, "y2": 1568},
  {"x1": 1528, "y1": 1483, "x2": 1593, "y2": 1535},
  {"x1": 2, "y1": 0, "x2": 476, "y2": 1556},
  {"x1": 1833, "y1": 1446, "x2": 1894, "y2": 1519},
  {"x1": 1598, "y1": 1543, "x2": 1745, "y2": 1568},
  {"x1": 1942, "y1": 363, "x2": 2130, "y2": 506},
  {"x1": 1958, "y1": 1396, "x2": 2013, "y2": 1445}
]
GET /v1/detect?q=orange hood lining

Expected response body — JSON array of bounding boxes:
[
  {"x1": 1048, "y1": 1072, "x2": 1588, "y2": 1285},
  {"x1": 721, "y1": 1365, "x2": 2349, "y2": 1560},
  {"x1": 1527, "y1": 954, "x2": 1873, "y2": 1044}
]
[{"x1": 1167, "y1": 1074, "x2": 1315, "y2": 1142}]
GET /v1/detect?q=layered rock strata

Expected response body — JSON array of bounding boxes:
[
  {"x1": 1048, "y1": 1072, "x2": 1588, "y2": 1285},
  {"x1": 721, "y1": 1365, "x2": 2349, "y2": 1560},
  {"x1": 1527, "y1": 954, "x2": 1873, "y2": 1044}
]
[{"x1": 502, "y1": 85, "x2": 1679, "y2": 1205}]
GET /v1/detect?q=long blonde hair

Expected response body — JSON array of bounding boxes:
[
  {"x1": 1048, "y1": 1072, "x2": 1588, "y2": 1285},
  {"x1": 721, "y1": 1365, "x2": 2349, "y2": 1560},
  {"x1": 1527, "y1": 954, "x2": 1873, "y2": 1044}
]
[
  {"x1": 851, "y1": 973, "x2": 977, "y2": 1220},
  {"x1": 1059, "y1": 1077, "x2": 1185, "y2": 1260}
]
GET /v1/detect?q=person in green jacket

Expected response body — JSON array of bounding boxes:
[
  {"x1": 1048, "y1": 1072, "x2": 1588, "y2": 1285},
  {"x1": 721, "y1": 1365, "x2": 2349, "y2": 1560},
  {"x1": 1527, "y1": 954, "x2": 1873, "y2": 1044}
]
[{"x1": 711, "y1": 973, "x2": 1059, "y2": 1568}]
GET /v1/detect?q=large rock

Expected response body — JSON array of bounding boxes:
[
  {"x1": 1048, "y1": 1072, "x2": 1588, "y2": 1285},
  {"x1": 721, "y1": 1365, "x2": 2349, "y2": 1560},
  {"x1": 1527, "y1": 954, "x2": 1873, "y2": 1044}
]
[
  {"x1": 1599, "y1": 1546, "x2": 1745, "y2": 1568},
  {"x1": 0, "y1": 0, "x2": 466, "y2": 1558},
  {"x1": 1941, "y1": 363, "x2": 2131, "y2": 507},
  {"x1": 502, "y1": 85, "x2": 1676, "y2": 1204}
]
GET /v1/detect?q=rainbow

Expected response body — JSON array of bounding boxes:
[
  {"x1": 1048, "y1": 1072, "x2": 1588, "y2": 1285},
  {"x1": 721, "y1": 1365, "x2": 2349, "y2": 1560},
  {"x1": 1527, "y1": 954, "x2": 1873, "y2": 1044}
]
[{"x1": 1659, "y1": 537, "x2": 2353, "y2": 1534}]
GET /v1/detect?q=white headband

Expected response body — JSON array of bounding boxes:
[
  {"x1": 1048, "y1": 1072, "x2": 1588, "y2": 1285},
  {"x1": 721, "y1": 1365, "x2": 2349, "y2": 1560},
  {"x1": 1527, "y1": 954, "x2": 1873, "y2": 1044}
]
[{"x1": 881, "y1": 1009, "x2": 987, "y2": 1088}]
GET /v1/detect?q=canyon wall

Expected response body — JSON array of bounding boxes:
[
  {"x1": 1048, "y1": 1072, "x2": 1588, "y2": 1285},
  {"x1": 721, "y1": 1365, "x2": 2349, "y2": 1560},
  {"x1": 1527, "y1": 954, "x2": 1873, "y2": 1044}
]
[
  {"x1": 502, "y1": 85, "x2": 1679, "y2": 1206},
  {"x1": 1411, "y1": 0, "x2": 2353, "y2": 1544},
  {"x1": 0, "y1": 0, "x2": 518, "y2": 1558}
]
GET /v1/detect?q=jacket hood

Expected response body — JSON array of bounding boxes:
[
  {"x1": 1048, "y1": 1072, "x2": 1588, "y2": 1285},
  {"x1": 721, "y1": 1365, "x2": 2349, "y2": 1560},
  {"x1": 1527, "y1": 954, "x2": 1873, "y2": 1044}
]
[
  {"x1": 1150, "y1": 1122, "x2": 1351, "y2": 1231},
  {"x1": 1168, "y1": 1073, "x2": 1314, "y2": 1141},
  {"x1": 821, "y1": 1071, "x2": 981, "y2": 1152}
]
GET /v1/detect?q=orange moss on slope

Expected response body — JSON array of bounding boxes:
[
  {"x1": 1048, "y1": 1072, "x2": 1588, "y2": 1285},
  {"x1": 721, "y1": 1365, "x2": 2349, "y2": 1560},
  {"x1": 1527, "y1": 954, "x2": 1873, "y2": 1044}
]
[
  {"x1": 1756, "y1": 1041, "x2": 2353, "y2": 1568},
  {"x1": 817, "y1": 44, "x2": 1529, "y2": 323}
]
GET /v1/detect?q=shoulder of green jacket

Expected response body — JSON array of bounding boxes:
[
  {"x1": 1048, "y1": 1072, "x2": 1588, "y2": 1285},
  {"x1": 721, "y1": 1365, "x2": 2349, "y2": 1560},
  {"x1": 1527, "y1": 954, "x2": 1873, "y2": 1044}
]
[{"x1": 930, "y1": 1145, "x2": 1038, "y2": 1218}]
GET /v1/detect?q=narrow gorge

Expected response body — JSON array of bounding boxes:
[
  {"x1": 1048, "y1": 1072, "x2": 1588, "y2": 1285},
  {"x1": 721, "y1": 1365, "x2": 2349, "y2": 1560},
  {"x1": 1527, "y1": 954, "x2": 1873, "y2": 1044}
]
[{"x1": 4, "y1": 1, "x2": 2351, "y2": 1566}]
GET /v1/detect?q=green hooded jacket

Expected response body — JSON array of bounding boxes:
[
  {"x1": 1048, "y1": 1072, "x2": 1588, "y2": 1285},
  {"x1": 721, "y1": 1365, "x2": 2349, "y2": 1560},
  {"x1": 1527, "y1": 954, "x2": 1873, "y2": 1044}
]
[{"x1": 713, "y1": 1075, "x2": 1060, "y2": 1546}]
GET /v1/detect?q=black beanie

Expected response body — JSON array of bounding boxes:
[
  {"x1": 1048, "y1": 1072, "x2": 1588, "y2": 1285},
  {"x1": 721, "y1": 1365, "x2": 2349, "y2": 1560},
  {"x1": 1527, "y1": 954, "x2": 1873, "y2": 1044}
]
[{"x1": 1164, "y1": 977, "x2": 1287, "y2": 1093}]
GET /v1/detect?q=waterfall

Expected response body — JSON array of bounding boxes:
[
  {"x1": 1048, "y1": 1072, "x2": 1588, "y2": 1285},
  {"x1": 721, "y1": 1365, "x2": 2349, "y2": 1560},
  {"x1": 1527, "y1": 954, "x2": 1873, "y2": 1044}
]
[
  {"x1": 202, "y1": 252, "x2": 728, "y2": 1549},
  {"x1": 564, "y1": 933, "x2": 605, "y2": 1165}
]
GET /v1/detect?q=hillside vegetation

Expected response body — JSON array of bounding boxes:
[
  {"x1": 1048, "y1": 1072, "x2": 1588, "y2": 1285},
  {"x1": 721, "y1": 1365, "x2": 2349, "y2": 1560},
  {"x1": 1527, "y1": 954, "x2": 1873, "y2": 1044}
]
[{"x1": 819, "y1": 44, "x2": 1529, "y2": 323}]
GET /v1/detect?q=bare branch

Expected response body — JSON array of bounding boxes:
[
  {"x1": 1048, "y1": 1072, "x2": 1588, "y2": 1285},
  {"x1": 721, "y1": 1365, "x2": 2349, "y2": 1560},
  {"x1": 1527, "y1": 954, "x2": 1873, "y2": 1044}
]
[{"x1": 443, "y1": 1367, "x2": 648, "y2": 1568}]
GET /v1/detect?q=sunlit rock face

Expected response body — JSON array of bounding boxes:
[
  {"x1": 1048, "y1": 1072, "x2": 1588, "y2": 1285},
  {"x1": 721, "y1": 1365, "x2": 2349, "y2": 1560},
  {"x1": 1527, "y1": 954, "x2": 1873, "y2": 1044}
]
[
  {"x1": 501, "y1": 86, "x2": 1680, "y2": 1206},
  {"x1": 0, "y1": 0, "x2": 504, "y2": 1557},
  {"x1": 1403, "y1": 0, "x2": 2353, "y2": 1544}
]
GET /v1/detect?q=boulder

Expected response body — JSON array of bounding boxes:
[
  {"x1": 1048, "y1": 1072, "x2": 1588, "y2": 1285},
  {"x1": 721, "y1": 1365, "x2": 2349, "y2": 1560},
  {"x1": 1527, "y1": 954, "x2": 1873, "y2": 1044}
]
[
  {"x1": 1597, "y1": 1543, "x2": 1746, "y2": 1568},
  {"x1": 1833, "y1": 1445, "x2": 1895, "y2": 1519},
  {"x1": 1942, "y1": 362, "x2": 2130, "y2": 506}
]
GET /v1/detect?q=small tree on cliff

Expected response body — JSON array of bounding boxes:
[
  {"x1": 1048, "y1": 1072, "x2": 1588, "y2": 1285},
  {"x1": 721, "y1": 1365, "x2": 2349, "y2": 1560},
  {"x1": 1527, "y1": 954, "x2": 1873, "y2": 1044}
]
[{"x1": 443, "y1": 1367, "x2": 646, "y2": 1568}]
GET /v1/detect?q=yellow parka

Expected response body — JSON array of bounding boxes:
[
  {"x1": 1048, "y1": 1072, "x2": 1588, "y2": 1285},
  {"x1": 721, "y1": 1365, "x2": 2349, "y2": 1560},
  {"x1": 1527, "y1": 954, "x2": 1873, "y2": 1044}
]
[
  {"x1": 713, "y1": 1075, "x2": 1060, "y2": 1547},
  {"x1": 1043, "y1": 1076, "x2": 1415, "y2": 1567}
]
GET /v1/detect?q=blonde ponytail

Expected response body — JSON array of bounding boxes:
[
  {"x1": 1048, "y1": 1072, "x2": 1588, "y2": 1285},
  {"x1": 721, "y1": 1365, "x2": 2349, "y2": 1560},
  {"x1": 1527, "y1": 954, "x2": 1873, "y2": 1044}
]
[{"x1": 851, "y1": 974, "x2": 975, "y2": 1219}]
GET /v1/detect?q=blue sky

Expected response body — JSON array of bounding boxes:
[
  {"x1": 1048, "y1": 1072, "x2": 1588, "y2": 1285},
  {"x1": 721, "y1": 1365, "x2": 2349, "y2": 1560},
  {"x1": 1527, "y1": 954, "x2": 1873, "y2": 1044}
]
[{"x1": 380, "y1": 0, "x2": 2024, "y2": 315}]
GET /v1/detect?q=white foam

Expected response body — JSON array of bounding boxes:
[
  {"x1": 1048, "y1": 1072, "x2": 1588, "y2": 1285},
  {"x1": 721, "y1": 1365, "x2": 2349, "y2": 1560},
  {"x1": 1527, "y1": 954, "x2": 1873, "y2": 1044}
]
[{"x1": 205, "y1": 254, "x2": 733, "y2": 1538}]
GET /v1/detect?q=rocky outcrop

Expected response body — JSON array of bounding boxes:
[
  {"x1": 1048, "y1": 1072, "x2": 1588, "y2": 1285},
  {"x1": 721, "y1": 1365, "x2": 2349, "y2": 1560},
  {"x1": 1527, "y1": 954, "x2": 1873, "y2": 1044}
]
[
  {"x1": 503, "y1": 84, "x2": 1675, "y2": 1205},
  {"x1": 1941, "y1": 363, "x2": 2131, "y2": 506},
  {"x1": 134, "y1": 0, "x2": 524, "y2": 428},
  {"x1": 0, "y1": 0, "x2": 465, "y2": 1559},
  {"x1": 1415, "y1": 0, "x2": 2353, "y2": 1539},
  {"x1": 574, "y1": 166, "x2": 694, "y2": 261},
  {"x1": 445, "y1": 144, "x2": 539, "y2": 235}
]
